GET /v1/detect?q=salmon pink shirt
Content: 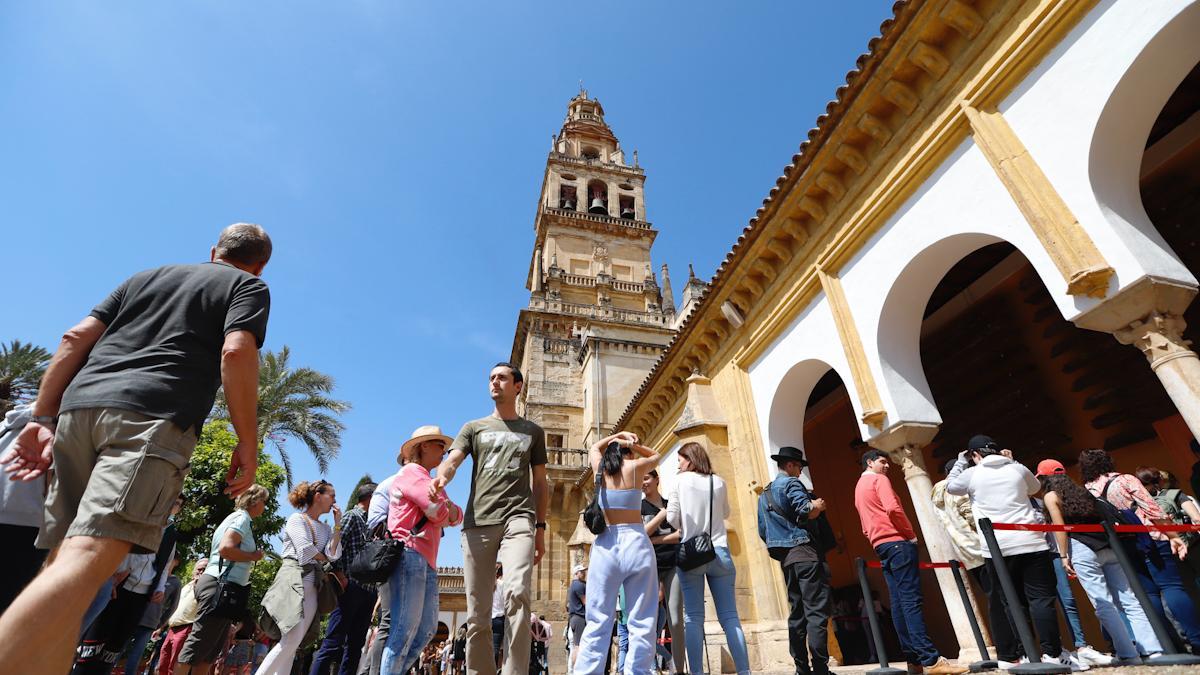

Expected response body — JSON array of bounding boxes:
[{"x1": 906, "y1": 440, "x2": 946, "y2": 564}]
[{"x1": 388, "y1": 463, "x2": 463, "y2": 569}]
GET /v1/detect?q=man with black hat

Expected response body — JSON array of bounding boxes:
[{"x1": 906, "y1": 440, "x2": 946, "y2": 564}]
[
  {"x1": 946, "y1": 435, "x2": 1083, "y2": 671},
  {"x1": 757, "y1": 446, "x2": 831, "y2": 675}
]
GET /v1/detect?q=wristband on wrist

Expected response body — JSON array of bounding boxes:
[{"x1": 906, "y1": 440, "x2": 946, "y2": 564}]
[
  {"x1": 535, "y1": 522, "x2": 547, "y2": 530},
  {"x1": 31, "y1": 415, "x2": 58, "y2": 427}
]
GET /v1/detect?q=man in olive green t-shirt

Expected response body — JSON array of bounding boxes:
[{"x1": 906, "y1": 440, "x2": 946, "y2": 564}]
[{"x1": 430, "y1": 362, "x2": 548, "y2": 675}]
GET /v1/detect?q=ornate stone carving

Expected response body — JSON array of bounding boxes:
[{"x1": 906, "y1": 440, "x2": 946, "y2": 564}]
[
  {"x1": 1114, "y1": 311, "x2": 1196, "y2": 370},
  {"x1": 886, "y1": 444, "x2": 930, "y2": 481},
  {"x1": 592, "y1": 243, "x2": 611, "y2": 275}
]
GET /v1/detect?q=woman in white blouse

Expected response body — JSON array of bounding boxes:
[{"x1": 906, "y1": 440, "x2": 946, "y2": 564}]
[
  {"x1": 664, "y1": 443, "x2": 749, "y2": 675},
  {"x1": 257, "y1": 479, "x2": 342, "y2": 675}
]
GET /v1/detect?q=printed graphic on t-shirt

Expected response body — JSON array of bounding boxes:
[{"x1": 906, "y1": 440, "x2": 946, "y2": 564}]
[{"x1": 478, "y1": 430, "x2": 532, "y2": 473}]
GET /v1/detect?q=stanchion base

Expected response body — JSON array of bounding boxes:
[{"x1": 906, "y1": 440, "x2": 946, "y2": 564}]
[
  {"x1": 1006, "y1": 662, "x2": 1069, "y2": 675},
  {"x1": 865, "y1": 667, "x2": 907, "y2": 675},
  {"x1": 968, "y1": 660, "x2": 998, "y2": 672},
  {"x1": 1146, "y1": 653, "x2": 1200, "y2": 666}
]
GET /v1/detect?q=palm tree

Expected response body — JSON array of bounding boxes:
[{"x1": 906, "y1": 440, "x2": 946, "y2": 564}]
[
  {"x1": 0, "y1": 340, "x2": 52, "y2": 413},
  {"x1": 216, "y1": 346, "x2": 350, "y2": 486}
]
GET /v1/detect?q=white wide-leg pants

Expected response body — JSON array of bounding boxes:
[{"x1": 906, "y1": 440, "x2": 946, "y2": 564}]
[{"x1": 574, "y1": 524, "x2": 659, "y2": 675}]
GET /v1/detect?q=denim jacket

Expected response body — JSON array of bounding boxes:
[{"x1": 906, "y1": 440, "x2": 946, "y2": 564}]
[{"x1": 757, "y1": 474, "x2": 814, "y2": 549}]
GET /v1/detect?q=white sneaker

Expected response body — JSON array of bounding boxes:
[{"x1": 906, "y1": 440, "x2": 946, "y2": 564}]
[
  {"x1": 996, "y1": 657, "x2": 1028, "y2": 670},
  {"x1": 1050, "y1": 652, "x2": 1089, "y2": 672},
  {"x1": 1075, "y1": 646, "x2": 1115, "y2": 667}
]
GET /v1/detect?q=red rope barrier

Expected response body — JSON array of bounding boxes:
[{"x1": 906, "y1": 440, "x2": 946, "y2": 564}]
[
  {"x1": 864, "y1": 560, "x2": 959, "y2": 569},
  {"x1": 989, "y1": 522, "x2": 1200, "y2": 533}
]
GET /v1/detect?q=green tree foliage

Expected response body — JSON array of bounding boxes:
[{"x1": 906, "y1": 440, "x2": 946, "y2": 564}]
[
  {"x1": 175, "y1": 421, "x2": 287, "y2": 564},
  {"x1": 216, "y1": 346, "x2": 350, "y2": 486},
  {"x1": 347, "y1": 473, "x2": 376, "y2": 511},
  {"x1": 0, "y1": 339, "x2": 51, "y2": 413}
]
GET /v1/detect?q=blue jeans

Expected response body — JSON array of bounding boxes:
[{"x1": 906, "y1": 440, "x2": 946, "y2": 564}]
[
  {"x1": 875, "y1": 541, "x2": 940, "y2": 666},
  {"x1": 679, "y1": 546, "x2": 749, "y2": 674},
  {"x1": 80, "y1": 578, "x2": 114, "y2": 639},
  {"x1": 311, "y1": 580, "x2": 378, "y2": 675},
  {"x1": 381, "y1": 548, "x2": 439, "y2": 675},
  {"x1": 1137, "y1": 539, "x2": 1200, "y2": 648},
  {"x1": 1052, "y1": 556, "x2": 1087, "y2": 647},
  {"x1": 1069, "y1": 540, "x2": 1161, "y2": 658},
  {"x1": 122, "y1": 624, "x2": 155, "y2": 675},
  {"x1": 617, "y1": 620, "x2": 629, "y2": 672}
]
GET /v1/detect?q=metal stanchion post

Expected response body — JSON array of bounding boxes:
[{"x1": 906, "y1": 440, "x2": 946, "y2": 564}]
[
  {"x1": 855, "y1": 556, "x2": 905, "y2": 675},
  {"x1": 1101, "y1": 522, "x2": 1200, "y2": 666},
  {"x1": 948, "y1": 560, "x2": 996, "y2": 672},
  {"x1": 977, "y1": 519, "x2": 1068, "y2": 674}
]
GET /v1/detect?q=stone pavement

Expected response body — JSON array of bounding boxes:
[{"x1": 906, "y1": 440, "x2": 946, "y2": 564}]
[{"x1": 749, "y1": 667, "x2": 1200, "y2": 675}]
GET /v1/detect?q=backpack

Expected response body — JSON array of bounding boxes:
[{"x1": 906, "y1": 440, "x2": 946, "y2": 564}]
[
  {"x1": 1156, "y1": 488, "x2": 1198, "y2": 546},
  {"x1": 762, "y1": 479, "x2": 836, "y2": 558},
  {"x1": 1155, "y1": 488, "x2": 1192, "y2": 524}
]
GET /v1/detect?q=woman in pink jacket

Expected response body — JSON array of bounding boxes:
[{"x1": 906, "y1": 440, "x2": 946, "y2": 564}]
[{"x1": 381, "y1": 426, "x2": 464, "y2": 675}]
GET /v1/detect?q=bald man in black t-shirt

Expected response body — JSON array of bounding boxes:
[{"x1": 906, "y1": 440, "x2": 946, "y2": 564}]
[{"x1": 0, "y1": 223, "x2": 272, "y2": 675}]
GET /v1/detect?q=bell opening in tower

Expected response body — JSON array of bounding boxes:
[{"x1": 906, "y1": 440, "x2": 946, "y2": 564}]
[
  {"x1": 559, "y1": 184, "x2": 577, "y2": 211},
  {"x1": 587, "y1": 180, "x2": 608, "y2": 215},
  {"x1": 619, "y1": 194, "x2": 635, "y2": 220}
]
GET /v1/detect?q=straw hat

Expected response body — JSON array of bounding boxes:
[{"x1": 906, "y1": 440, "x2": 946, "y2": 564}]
[{"x1": 398, "y1": 425, "x2": 454, "y2": 464}]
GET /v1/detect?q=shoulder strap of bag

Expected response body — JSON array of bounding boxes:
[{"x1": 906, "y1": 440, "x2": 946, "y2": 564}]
[
  {"x1": 707, "y1": 475, "x2": 714, "y2": 536},
  {"x1": 763, "y1": 481, "x2": 783, "y2": 516},
  {"x1": 1101, "y1": 476, "x2": 1119, "y2": 501}
]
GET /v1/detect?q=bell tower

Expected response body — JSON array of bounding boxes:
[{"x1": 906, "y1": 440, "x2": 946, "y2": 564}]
[{"x1": 509, "y1": 91, "x2": 677, "y2": 643}]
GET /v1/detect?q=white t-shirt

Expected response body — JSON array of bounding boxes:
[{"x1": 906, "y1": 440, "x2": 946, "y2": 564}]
[
  {"x1": 492, "y1": 581, "x2": 505, "y2": 619},
  {"x1": 665, "y1": 472, "x2": 730, "y2": 548}
]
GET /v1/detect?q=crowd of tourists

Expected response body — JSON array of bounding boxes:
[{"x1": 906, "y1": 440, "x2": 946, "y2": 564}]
[
  {"x1": 0, "y1": 223, "x2": 571, "y2": 675},
  {"x1": 4, "y1": 221, "x2": 1200, "y2": 675}
]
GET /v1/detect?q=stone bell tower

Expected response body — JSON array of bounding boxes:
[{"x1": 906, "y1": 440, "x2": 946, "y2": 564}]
[{"x1": 508, "y1": 90, "x2": 677, "y2": 635}]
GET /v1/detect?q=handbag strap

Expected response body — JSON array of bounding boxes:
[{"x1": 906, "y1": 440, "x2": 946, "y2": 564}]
[
  {"x1": 707, "y1": 475, "x2": 714, "y2": 536},
  {"x1": 763, "y1": 481, "x2": 790, "y2": 523}
]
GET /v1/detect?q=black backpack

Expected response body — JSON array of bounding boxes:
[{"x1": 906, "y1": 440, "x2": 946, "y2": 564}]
[{"x1": 762, "y1": 479, "x2": 836, "y2": 557}]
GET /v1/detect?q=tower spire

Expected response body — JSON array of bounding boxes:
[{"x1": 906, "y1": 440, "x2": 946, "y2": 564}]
[{"x1": 661, "y1": 263, "x2": 676, "y2": 314}]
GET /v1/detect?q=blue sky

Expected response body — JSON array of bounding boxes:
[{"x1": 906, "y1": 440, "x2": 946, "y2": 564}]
[{"x1": 2, "y1": 2, "x2": 891, "y2": 565}]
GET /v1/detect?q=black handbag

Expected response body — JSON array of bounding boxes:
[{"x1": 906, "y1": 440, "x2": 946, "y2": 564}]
[
  {"x1": 209, "y1": 559, "x2": 251, "y2": 619},
  {"x1": 349, "y1": 518, "x2": 428, "y2": 584},
  {"x1": 677, "y1": 475, "x2": 717, "y2": 571},
  {"x1": 583, "y1": 471, "x2": 607, "y2": 536}
]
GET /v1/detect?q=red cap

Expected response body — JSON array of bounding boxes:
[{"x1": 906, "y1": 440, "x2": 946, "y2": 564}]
[{"x1": 1036, "y1": 459, "x2": 1066, "y2": 477}]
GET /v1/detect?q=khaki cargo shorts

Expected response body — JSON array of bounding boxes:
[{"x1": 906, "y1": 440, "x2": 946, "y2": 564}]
[{"x1": 37, "y1": 408, "x2": 197, "y2": 554}]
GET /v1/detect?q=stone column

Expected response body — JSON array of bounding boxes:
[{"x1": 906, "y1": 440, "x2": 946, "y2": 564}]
[
  {"x1": 870, "y1": 422, "x2": 984, "y2": 661},
  {"x1": 1115, "y1": 311, "x2": 1200, "y2": 441}
]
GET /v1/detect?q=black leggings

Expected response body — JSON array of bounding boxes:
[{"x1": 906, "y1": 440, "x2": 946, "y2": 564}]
[
  {"x1": 0, "y1": 524, "x2": 47, "y2": 615},
  {"x1": 73, "y1": 586, "x2": 151, "y2": 674}
]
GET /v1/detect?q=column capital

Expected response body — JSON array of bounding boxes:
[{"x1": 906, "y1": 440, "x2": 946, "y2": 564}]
[
  {"x1": 868, "y1": 421, "x2": 940, "y2": 454},
  {"x1": 869, "y1": 421, "x2": 939, "y2": 481},
  {"x1": 1115, "y1": 311, "x2": 1195, "y2": 370}
]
